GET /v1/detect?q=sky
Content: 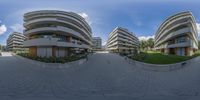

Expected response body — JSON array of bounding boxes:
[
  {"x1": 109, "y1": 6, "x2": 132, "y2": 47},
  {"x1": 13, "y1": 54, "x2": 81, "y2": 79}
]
[{"x1": 0, "y1": 0, "x2": 200, "y2": 45}]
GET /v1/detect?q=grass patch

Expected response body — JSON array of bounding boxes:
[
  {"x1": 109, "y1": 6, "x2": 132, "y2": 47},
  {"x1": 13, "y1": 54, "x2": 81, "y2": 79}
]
[{"x1": 129, "y1": 50, "x2": 200, "y2": 64}]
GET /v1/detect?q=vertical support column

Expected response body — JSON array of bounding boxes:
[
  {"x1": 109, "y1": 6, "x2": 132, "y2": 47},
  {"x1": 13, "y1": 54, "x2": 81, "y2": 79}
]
[
  {"x1": 164, "y1": 48, "x2": 169, "y2": 54},
  {"x1": 175, "y1": 48, "x2": 177, "y2": 55},
  {"x1": 66, "y1": 36, "x2": 72, "y2": 57},
  {"x1": 52, "y1": 46, "x2": 56, "y2": 57},
  {"x1": 185, "y1": 47, "x2": 188, "y2": 56},
  {"x1": 64, "y1": 48, "x2": 69, "y2": 57},
  {"x1": 29, "y1": 46, "x2": 37, "y2": 57},
  {"x1": 66, "y1": 48, "x2": 71, "y2": 57}
]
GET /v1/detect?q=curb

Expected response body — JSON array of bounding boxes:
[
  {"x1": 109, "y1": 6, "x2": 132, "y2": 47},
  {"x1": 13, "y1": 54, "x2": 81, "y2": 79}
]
[
  {"x1": 125, "y1": 56, "x2": 198, "y2": 72},
  {"x1": 14, "y1": 54, "x2": 87, "y2": 69}
]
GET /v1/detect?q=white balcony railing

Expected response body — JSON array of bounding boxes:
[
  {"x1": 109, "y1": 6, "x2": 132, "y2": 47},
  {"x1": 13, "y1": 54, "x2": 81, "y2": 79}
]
[
  {"x1": 166, "y1": 41, "x2": 191, "y2": 48},
  {"x1": 24, "y1": 26, "x2": 92, "y2": 45},
  {"x1": 155, "y1": 27, "x2": 191, "y2": 46},
  {"x1": 23, "y1": 38, "x2": 90, "y2": 49}
]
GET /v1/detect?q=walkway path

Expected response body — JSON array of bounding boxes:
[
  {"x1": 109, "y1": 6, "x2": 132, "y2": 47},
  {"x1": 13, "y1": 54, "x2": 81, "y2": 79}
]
[
  {"x1": 0, "y1": 53, "x2": 200, "y2": 100},
  {"x1": 1, "y1": 52, "x2": 12, "y2": 57}
]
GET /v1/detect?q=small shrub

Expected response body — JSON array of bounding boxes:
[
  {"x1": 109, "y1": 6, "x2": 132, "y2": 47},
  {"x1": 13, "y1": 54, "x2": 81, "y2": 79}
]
[
  {"x1": 17, "y1": 53, "x2": 87, "y2": 63},
  {"x1": 129, "y1": 52, "x2": 147, "y2": 61}
]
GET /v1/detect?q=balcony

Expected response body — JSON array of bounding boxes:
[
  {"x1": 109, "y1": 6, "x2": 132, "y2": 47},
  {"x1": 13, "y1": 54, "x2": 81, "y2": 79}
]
[
  {"x1": 166, "y1": 41, "x2": 191, "y2": 48},
  {"x1": 155, "y1": 27, "x2": 191, "y2": 46},
  {"x1": 24, "y1": 18, "x2": 91, "y2": 38},
  {"x1": 23, "y1": 38, "x2": 90, "y2": 49},
  {"x1": 24, "y1": 26, "x2": 92, "y2": 45}
]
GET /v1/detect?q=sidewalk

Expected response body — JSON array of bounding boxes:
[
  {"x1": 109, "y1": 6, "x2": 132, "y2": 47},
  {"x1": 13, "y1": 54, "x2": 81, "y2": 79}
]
[{"x1": 1, "y1": 52, "x2": 12, "y2": 57}]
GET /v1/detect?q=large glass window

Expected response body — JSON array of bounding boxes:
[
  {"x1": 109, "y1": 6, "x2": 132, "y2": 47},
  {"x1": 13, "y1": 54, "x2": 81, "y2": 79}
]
[{"x1": 176, "y1": 36, "x2": 187, "y2": 43}]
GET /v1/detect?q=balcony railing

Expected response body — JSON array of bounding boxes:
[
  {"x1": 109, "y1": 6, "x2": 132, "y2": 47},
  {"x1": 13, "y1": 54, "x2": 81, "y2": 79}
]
[
  {"x1": 23, "y1": 26, "x2": 92, "y2": 45},
  {"x1": 166, "y1": 41, "x2": 191, "y2": 48},
  {"x1": 23, "y1": 38, "x2": 90, "y2": 49}
]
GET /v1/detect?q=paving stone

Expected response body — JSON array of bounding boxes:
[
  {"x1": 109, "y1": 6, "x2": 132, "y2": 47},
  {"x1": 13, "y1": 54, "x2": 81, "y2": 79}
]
[{"x1": 0, "y1": 53, "x2": 200, "y2": 100}]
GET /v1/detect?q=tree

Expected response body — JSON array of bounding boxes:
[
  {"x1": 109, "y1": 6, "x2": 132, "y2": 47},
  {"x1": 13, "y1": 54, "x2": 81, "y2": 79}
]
[
  {"x1": 139, "y1": 38, "x2": 155, "y2": 51},
  {"x1": 147, "y1": 38, "x2": 154, "y2": 50},
  {"x1": 140, "y1": 40, "x2": 147, "y2": 51}
]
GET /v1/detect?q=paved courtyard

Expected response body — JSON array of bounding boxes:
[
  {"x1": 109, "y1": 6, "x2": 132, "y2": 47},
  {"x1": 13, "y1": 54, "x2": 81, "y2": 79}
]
[{"x1": 0, "y1": 53, "x2": 200, "y2": 100}]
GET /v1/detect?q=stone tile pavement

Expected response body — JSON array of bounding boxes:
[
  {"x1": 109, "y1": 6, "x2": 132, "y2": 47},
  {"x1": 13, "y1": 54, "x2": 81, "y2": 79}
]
[{"x1": 0, "y1": 53, "x2": 200, "y2": 100}]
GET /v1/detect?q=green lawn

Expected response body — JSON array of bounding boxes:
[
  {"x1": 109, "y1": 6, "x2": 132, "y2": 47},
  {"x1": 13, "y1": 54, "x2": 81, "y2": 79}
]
[{"x1": 131, "y1": 50, "x2": 200, "y2": 64}]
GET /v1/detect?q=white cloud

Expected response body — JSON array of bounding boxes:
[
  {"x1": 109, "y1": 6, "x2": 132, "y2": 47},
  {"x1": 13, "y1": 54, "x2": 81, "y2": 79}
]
[
  {"x1": 138, "y1": 35, "x2": 154, "y2": 41},
  {"x1": 196, "y1": 23, "x2": 200, "y2": 35},
  {"x1": 10, "y1": 23, "x2": 24, "y2": 32},
  {"x1": 78, "y1": 12, "x2": 92, "y2": 25},
  {"x1": 0, "y1": 24, "x2": 7, "y2": 35},
  {"x1": 102, "y1": 41, "x2": 107, "y2": 45},
  {"x1": 79, "y1": 12, "x2": 88, "y2": 19}
]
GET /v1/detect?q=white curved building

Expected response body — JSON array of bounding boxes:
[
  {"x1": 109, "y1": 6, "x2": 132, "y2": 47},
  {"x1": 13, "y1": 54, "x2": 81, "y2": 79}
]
[
  {"x1": 23, "y1": 10, "x2": 92, "y2": 57},
  {"x1": 106, "y1": 27, "x2": 139, "y2": 54},
  {"x1": 154, "y1": 11, "x2": 198, "y2": 56},
  {"x1": 7, "y1": 32, "x2": 27, "y2": 51}
]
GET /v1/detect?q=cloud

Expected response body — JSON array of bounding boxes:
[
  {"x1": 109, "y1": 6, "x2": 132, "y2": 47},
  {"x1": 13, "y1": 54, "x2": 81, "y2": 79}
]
[
  {"x1": 10, "y1": 23, "x2": 24, "y2": 32},
  {"x1": 78, "y1": 12, "x2": 92, "y2": 25},
  {"x1": 196, "y1": 23, "x2": 200, "y2": 35},
  {"x1": 0, "y1": 24, "x2": 7, "y2": 35},
  {"x1": 102, "y1": 41, "x2": 107, "y2": 45},
  {"x1": 79, "y1": 12, "x2": 88, "y2": 19},
  {"x1": 138, "y1": 35, "x2": 154, "y2": 41}
]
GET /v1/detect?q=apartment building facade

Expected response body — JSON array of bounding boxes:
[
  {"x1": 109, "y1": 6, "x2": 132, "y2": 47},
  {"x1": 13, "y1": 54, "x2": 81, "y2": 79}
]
[
  {"x1": 154, "y1": 11, "x2": 198, "y2": 56},
  {"x1": 92, "y1": 37, "x2": 102, "y2": 50},
  {"x1": 106, "y1": 27, "x2": 139, "y2": 54},
  {"x1": 23, "y1": 10, "x2": 92, "y2": 57},
  {"x1": 6, "y1": 32, "x2": 27, "y2": 51}
]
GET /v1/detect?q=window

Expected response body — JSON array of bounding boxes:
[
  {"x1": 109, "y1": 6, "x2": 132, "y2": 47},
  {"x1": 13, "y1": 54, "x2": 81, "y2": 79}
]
[{"x1": 176, "y1": 37, "x2": 187, "y2": 43}]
